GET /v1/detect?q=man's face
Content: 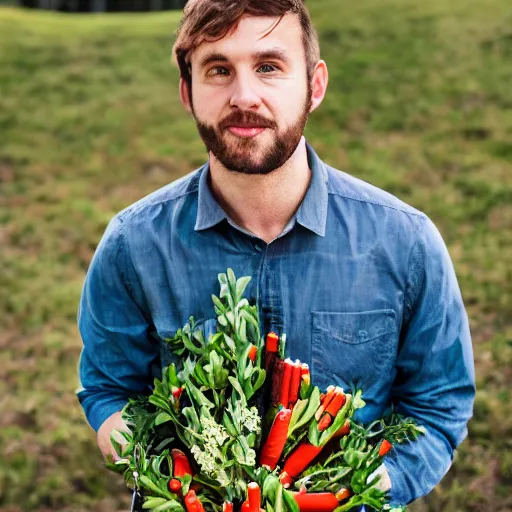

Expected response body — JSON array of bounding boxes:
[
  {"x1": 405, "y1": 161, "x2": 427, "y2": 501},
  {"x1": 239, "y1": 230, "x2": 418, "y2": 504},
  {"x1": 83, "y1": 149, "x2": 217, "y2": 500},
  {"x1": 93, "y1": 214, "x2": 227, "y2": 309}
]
[{"x1": 187, "y1": 14, "x2": 312, "y2": 175}]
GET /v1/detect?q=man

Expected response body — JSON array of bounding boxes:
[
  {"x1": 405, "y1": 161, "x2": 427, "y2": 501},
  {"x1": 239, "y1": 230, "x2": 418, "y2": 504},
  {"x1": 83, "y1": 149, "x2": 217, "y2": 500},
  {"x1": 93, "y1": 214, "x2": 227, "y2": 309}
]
[{"x1": 76, "y1": 0, "x2": 475, "y2": 507}]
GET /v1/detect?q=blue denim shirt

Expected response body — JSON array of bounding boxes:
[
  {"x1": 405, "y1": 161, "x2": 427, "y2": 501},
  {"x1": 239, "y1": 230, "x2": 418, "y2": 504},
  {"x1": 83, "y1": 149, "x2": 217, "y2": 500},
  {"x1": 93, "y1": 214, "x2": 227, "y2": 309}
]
[{"x1": 77, "y1": 141, "x2": 475, "y2": 505}]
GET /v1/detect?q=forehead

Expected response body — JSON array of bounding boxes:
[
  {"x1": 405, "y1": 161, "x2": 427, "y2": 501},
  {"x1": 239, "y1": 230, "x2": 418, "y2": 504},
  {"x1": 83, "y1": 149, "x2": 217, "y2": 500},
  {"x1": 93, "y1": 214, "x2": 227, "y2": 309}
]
[{"x1": 191, "y1": 13, "x2": 304, "y2": 66}]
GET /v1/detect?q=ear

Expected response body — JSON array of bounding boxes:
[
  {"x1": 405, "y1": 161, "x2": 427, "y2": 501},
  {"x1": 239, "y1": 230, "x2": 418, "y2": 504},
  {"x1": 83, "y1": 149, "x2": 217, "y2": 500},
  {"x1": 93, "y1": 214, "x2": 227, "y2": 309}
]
[
  {"x1": 179, "y1": 77, "x2": 193, "y2": 114},
  {"x1": 309, "y1": 60, "x2": 329, "y2": 113}
]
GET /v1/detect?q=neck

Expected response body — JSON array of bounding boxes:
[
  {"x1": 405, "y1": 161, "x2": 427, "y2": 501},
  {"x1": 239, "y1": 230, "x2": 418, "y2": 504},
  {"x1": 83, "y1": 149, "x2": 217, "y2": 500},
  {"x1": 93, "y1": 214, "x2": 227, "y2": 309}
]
[{"x1": 208, "y1": 137, "x2": 311, "y2": 244}]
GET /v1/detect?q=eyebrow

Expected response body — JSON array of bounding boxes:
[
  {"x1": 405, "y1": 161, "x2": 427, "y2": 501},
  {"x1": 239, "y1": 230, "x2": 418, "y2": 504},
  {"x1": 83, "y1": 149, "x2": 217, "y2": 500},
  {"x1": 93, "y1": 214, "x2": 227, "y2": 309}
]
[{"x1": 198, "y1": 48, "x2": 291, "y2": 69}]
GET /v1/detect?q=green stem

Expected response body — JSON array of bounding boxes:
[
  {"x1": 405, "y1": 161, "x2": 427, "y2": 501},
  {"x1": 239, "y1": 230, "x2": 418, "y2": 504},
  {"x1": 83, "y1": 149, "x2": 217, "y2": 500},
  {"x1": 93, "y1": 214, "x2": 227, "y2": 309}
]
[{"x1": 296, "y1": 466, "x2": 351, "y2": 486}]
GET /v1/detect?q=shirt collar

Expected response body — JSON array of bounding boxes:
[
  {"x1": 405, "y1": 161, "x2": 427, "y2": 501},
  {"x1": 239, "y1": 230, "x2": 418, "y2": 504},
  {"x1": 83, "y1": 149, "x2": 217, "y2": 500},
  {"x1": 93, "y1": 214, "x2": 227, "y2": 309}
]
[
  {"x1": 194, "y1": 161, "x2": 227, "y2": 231},
  {"x1": 194, "y1": 140, "x2": 328, "y2": 237},
  {"x1": 296, "y1": 142, "x2": 328, "y2": 237}
]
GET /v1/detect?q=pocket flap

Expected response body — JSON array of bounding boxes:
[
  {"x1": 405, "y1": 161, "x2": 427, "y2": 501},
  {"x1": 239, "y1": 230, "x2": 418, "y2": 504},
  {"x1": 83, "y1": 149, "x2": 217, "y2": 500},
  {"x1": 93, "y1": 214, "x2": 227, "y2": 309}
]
[{"x1": 312, "y1": 309, "x2": 397, "y2": 344}]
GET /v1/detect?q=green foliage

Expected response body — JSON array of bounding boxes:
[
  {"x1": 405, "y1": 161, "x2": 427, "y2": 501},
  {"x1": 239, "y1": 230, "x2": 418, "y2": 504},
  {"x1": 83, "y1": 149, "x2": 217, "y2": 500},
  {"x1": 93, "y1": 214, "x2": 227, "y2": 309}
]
[
  {"x1": 1, "y1": 0, "x2": 511, "y2": 510},
  {"x1": 109, "y1": 272, "x2": 270, "y2": 508},
  {"x1": 292, "y1": 411, "x2": 424, "y2": 509},
  {"x1": 107, "y1": 271, "x2": 424, "y2": 511}
]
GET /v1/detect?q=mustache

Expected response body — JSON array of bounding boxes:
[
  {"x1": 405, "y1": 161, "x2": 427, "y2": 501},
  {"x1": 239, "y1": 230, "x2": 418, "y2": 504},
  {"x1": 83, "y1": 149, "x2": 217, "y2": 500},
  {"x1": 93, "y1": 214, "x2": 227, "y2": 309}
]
[{"x1": 219, "y1": 111, "x2": 277, "y2": 131}]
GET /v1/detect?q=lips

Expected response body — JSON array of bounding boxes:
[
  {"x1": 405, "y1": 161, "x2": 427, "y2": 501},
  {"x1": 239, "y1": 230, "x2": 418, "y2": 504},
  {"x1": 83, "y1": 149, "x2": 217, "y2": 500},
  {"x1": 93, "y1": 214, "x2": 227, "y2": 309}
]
[
  {"x1": 227, "y1": 126, "x2": 267, "y2": 138},
  {"x1": 220, "y1": 111, "x2": 276, "y2": 137}
]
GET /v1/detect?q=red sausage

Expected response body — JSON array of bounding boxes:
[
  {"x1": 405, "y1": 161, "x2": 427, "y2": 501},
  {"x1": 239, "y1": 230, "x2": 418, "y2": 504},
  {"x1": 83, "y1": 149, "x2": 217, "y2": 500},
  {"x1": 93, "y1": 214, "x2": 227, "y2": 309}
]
[
  {"x1": 292, "y1": 492, "x2": 339, "y2": 512},
  {"x1": 282, "y1": 442, "x2": 323, "y2": 478},
  {"x1": 259, "y1": 408, "x2": 292, "y2": 469}
]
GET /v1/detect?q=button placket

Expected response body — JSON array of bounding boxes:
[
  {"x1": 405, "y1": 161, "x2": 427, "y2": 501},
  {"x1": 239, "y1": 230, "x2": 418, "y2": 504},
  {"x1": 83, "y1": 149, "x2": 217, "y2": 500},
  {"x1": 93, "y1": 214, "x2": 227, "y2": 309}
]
[
  {"x1": 259, "y1": 244, "x2": 284, "y2": 347},
  {"x1": 252, "y1": 239, "x2": 265, "y2": 252}
]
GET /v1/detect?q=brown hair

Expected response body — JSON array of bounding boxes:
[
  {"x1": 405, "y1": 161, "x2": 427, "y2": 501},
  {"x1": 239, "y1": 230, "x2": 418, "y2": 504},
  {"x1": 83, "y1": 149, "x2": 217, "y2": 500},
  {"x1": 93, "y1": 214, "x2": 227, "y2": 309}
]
[{"x1": 172, "y1": 0, "x2": 320, "y2": 91}]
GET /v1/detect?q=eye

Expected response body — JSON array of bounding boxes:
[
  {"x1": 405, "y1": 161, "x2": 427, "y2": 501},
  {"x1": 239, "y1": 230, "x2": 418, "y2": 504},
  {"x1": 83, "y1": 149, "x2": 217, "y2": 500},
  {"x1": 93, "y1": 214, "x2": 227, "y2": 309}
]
[
  {"x1": 258, "y1": 63, "x2": 278, "y2": 73},
  {"x1": 206, "y1": 66, "x2": 230, "y2": 77}
]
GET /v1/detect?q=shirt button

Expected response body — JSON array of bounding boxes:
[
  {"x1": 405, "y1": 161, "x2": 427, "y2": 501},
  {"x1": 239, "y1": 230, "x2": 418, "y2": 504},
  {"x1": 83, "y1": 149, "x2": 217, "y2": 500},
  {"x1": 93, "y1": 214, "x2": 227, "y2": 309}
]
[{"x1": 253, "y1": 240, "x2": 265, "y2": 252}]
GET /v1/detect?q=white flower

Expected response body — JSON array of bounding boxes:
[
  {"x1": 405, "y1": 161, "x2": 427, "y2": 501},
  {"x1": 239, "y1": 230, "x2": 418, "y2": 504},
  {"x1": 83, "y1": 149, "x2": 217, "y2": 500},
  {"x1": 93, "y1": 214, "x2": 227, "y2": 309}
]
[
  {"x1": 214, "y1": 469, "x2": 231, "y2": 487},
  {"x1": 244, "y1": 447, "x2": 256, "y2": 466},
  {"x1": 241, "y1": 406, "x2": 261, "y2": 434},
  {"x1": 201, "y1": 416, "x2": 230, "y2": 447},
  {"x1": 191, "y1": 444, "x2": 217, "y2": 474}
]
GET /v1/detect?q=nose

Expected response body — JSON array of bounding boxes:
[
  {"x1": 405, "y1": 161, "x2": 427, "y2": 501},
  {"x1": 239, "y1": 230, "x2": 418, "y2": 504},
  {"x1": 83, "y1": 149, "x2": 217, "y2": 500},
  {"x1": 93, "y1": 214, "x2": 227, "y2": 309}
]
[{"x1": 229, "y1": 72, "x2": 262, "y2": 111}]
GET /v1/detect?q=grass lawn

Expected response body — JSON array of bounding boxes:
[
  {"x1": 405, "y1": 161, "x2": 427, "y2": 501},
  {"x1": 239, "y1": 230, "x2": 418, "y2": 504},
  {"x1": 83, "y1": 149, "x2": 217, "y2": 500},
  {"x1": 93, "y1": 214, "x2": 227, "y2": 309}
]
[{"x1": 0, "y1": 1, "x2": 511, "y2": 510}]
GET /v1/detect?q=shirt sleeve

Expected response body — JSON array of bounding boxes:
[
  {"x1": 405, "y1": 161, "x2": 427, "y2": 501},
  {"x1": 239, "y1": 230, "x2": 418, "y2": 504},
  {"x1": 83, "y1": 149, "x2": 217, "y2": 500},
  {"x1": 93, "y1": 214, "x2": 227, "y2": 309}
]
[
  {"x1": 76, "y1": 215, "x2": 159, "y2": 432},
  {"x1": 384, "y1": 215, "x2": 476, "y2": 505}
]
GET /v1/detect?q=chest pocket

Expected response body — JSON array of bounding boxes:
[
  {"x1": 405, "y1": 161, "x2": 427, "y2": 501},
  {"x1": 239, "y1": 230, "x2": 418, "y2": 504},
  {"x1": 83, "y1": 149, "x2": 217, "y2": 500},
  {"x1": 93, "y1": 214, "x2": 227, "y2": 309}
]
[{"x1": 310, "y1": 310, "x2": 398, "y2": 393}]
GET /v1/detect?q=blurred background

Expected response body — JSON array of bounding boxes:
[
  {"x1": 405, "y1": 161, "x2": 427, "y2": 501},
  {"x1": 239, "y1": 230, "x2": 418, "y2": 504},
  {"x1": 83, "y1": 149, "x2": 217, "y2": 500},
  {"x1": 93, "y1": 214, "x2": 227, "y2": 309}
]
[{"x1": 0, "y1": 0, "x2": 511, "y2": 510}]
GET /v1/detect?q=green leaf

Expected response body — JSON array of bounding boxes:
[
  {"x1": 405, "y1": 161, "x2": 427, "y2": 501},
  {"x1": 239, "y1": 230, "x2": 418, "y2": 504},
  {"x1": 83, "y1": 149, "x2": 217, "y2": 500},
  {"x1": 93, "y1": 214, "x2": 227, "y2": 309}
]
[
  {"x1": 288, "y1": 399, "x2": 308, "y2": 434},
  {"x1": 308, "y1": 419, "x2": 320, "y2": 446},
  {"x1": 167, "y1": 364, "x2": 180, "y2": 387},
  {"x1": 139, "y1": 475, "x2": 174, "y2": 499},
  {"x1": 160, "y1": 368, "x2": 169, "y2": 397},
  {"x1": 262, "y1": 474, "x2": 280, "y2": 501},
  {"x1": 344, "y1": 448, "x2": 366, "y2": 469},
  {"x1": 152, "y1": 500, "x2": 185, "y2": 512},
  {"x1": 192, "y1": 328, "x2": 205, "y2": 345},
  {"x1": 319, "y1": 394, "x2": 352, "y2": 446},
  {"x1": 275, "y1": 484, "x2": 284, "y2": 512},
  {"x1": 110, "y1": 429, "x2": 129, "y2": 457},
  {"x1": 239, "y1": 316, "x2": 248, "y2": 343},
  {"x1": 151, "y1": 454, "x2": 165, "y2": 476},
  {"x1": 240, "y1": 308, "x2": 260, "y2": 331},
  {"x1": 350, "y1": 467, "x2": 367, "y2": 493},
  {"x1": 155, "y1": 412, "x2": 173, "y2": 426},
  {"x1": 237, "y1": 343, "x2": 251, "y2": 378},
  {"x1": 243, "y1": 363, "x2": 253, "y2": 380},
  {"x1": 182, "y1": 406, "x2": 201, "y2": 432},
  {"x1": 353, "y1": 389, "x2": 366, "y2": 410},
  {"x1": 223, "y1": 411, "x2": 238, "y2": 436},
  {"x1": 223, "y1": 333, "x2": 236, "y2": 353},
  {"x1": 282, "y1": 429, "x2": 308, "y2": 460},
  {"x1": 290, "y1": 386, "x2": 321, "y2": 435},
  {"x1": 182, "y1": 332, "x2": 203, "y2": 355},
  {"x1": 212, "y1": 294, "x2": 226, "y2": 313},
  {"x1": 186, "y1": 381, "x2": 215, "y2": 409},
  {"x1": 235, "y1": 276, "x2": 251, "y2": 302},
  {"x1": 142, "y1": 497, "x2": 167, "y2": 509},
  {"x1": 109, "y1": 433, "x2": 122, "y2": 458},
  {"x1": 180, "y1": 473, "x2": 193, "y2": 495},
  {"x1": 203, "y1": 350, "x2": 229, "y2": 389},
  {"x1": 193, "y1": 362, "x2": 209, "y2": 387},
  {"x1": 279, "y1": 333, "x2": 286, "y2": 359},
  {"x1": 149, "y1": 396, "x2": 172, "y2": 414},
  {"x1": 154, "y1": 437, "x2": 175, "y2": 453},
  {"x1": 283, "y1": 489, "x2": 300, "y2": 512},
  {"x1": 299, "y1": 378, "x2": 312, "y2": 400},
  {"x1": 227, "y1": 268, "x2": 237, "y2": 293},
  {"x1": 247, "y1": 431, "x2": 256, "y2": 447},
  {"x1": 225, "y1": 310, "x2": 235, "y2": 327},
  {"x1": 228, "y1": 376, "x2": 247, "y2": 404},
  {"x1": 244, "y1": 367, "x2": 266, "y2": 400},
  {"x1": 219, "y1": 283, "x2": 229, "y2": 299}
]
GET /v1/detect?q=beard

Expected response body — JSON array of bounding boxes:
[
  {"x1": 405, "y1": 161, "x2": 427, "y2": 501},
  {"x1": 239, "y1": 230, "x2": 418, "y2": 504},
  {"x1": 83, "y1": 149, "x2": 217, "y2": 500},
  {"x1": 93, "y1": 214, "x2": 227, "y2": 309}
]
[{"x1": 192, "y1": 86, "x2": 312, "y2": 175}]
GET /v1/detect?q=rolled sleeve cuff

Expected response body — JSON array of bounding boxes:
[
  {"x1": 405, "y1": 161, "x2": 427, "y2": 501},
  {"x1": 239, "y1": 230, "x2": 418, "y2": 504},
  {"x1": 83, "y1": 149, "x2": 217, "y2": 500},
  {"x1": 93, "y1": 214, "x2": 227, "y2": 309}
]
[
  {"x1": 384, "y1": 460, "x2": 410, "y2": 506},
  {"x1": 76, "y1": 389, "x2": 128, "y2": 433}
]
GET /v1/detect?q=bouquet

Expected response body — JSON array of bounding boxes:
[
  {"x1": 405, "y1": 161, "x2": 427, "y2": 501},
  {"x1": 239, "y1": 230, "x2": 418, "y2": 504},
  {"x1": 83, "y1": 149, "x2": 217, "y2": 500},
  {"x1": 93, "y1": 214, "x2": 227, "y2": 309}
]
[{"x1": 107, "y1": 269, "x2": 425, "y2": 512}]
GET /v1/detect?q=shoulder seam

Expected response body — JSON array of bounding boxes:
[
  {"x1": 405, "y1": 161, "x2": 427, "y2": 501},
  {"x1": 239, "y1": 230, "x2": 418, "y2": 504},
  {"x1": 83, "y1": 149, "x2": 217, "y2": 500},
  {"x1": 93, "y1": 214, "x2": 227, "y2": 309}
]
[
  {"x1": 117, "y1": 171, "x2": 201, "y2": 222},
  {"x1": 404, "y1": 215, "x2": 428, "y2": 324},
  {"x1": 115, "y1": 215, "x2": 152, "y2": 322},
  {"x1": 115, "y1": 218, "x2": 136, "y2": 300},
  {"x1": 327, "y1": 189, "x2": 426, "y2": 218}
]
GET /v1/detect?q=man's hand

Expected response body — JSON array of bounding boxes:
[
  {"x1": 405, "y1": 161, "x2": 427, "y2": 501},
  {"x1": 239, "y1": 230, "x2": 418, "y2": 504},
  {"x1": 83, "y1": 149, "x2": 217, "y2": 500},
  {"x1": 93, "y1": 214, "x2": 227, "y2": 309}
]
[
  {"x1": 97, "y1": 411, "x2": 131, "y2": 461},
  {"x1": 367, "y1": 463, "x2": 392, "y2": 492}
]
